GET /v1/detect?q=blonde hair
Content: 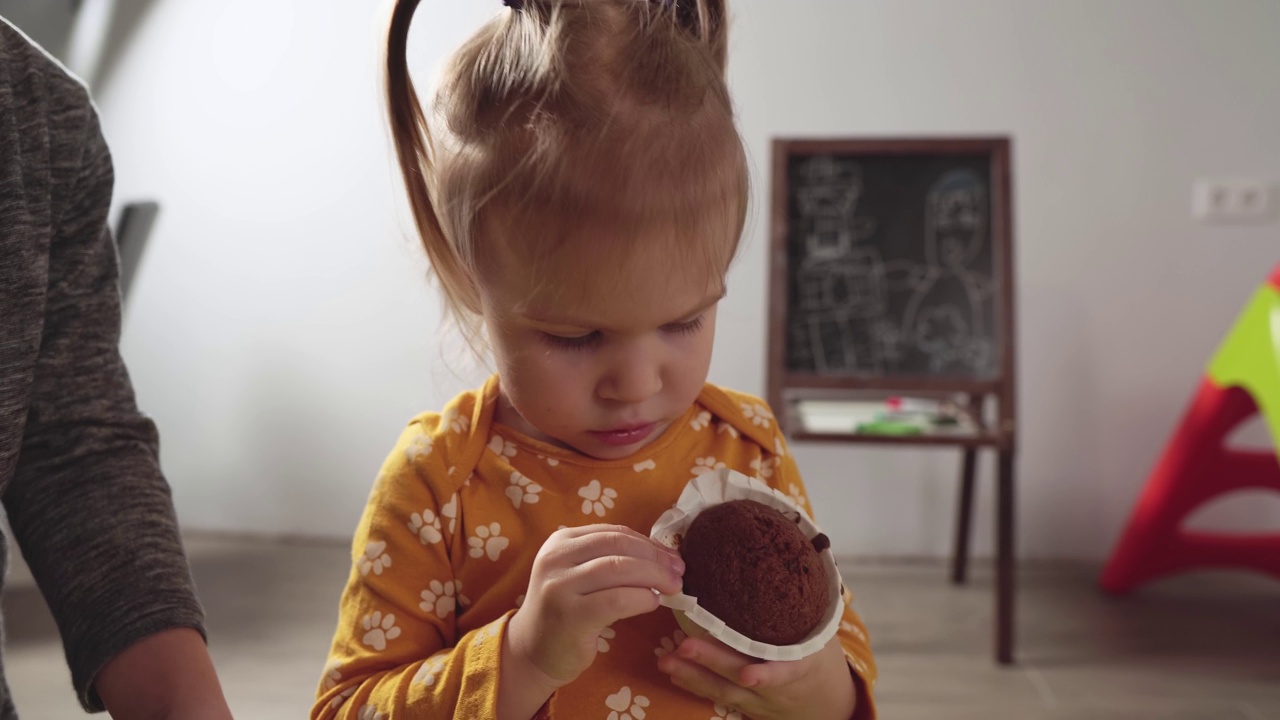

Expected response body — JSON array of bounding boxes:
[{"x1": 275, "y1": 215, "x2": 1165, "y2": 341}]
[{"x1": 386, "y1": 0, "x2": 748, "y2": 343}]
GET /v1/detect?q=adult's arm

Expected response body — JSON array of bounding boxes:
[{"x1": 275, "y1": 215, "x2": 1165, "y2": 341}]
[{"x1": 5, "y1": 66, "x2": 228, "y2": 716}]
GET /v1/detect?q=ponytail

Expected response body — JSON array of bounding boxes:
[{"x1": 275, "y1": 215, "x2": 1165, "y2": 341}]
[{"x1": 385, "y1": 0, "x2": 483, "y2": 316}]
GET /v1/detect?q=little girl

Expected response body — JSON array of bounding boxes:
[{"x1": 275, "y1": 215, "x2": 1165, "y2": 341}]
[{"x1": 313, "y1": 1, "x2": 877, "y2": 718}]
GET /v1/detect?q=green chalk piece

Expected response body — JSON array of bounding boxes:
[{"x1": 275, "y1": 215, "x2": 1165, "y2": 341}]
[{"x1": 855, "y1": 421, "x2": 925, "y2": 436}]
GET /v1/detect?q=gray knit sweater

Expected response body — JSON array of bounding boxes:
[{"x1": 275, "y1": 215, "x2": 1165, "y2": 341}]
[{"x1": 0, "y1": 19, "x2": 205, "y2": 717}]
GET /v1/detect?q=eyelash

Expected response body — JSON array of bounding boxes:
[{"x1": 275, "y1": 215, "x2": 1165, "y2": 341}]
[
  {"x1": 543, "y1": 332, "x2": 602, "y2": 351},
  {"x1": 671, "y1": 315, "x2": 706, "y2": 337},
  {"x1": 541, "y1": 316, "x2": 706, "y2": 351}
]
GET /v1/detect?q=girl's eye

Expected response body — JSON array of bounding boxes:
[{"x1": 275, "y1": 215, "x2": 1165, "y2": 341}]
[
  {"x1": 666, "y1": 315, "x2": 705, "y2": 337},
  {"x1": 542, "y1": 331, "x2": 602, "y2": 351}
]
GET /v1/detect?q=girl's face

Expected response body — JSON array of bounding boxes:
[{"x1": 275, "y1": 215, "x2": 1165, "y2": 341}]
[{"x1": 480, "y1": 240, "x2": 723, "y2": 461}]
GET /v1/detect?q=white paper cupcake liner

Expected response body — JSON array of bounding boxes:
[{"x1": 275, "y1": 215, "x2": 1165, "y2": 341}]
[{"x1": 649, "y1": 468, "x2": 844, "y2": 662}]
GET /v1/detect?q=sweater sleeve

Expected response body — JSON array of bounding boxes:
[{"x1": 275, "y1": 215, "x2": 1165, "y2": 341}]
[
  {"x1": 3, "y1": 93, "x2": 204, "y2": 711},
  {"x1": 314, "y1": 422, "x2": 512, "y2": 720},
  {"x1": 765, "y1": 422, "x2": 879, "y2": 720}
]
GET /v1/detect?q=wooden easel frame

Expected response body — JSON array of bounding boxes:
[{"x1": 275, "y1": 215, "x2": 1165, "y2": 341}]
[{"x1": 766, "y1": 137, "x2": 1019, "y2": 664}]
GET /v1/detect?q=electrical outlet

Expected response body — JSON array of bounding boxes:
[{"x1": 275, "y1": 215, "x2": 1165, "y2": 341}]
[{"x1": 1192, "y1": 179, "x2": 1276, "y2": 224}]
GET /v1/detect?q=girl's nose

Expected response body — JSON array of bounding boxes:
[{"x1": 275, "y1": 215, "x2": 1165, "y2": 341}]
[{"x1": 598, "y1": 345, "x2": 663, "y2": 405}]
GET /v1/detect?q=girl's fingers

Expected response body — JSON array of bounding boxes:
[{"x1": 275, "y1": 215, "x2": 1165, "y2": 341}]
[
  {"x1": 556, "y1": 528, "x2": 683, "y2": 572},
  {"x1": 568, "y1": 554, "x2": 684, "y2": 596},
  {"x1": 552, "y1": 523, "x2": 638, "y2": 541},
  {"x1": 579, "y1": 586, "x2": 665, "y2": 625},
  {"x1": 658, "y1": 654, "x2": 760, "y2": 715},
  {"x1": 738, "y1": 655, "x2": 812, "y2": 690},
  {"x1": 675, "y1": 636, "x2": 755, "y2": 685}
]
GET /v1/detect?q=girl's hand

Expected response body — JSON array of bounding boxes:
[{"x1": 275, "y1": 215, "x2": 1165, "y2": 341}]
[
  {"x1": 507, "y1": 525, "x2": 685, "y2": 687},
  {"x1": 657, "y1": 634, "x2": 858, "y2": 720}
]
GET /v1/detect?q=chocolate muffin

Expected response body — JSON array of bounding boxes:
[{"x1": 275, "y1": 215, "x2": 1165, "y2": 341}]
[{"x1": 680, "y1": 499, "x2": 830, "y2": 645}]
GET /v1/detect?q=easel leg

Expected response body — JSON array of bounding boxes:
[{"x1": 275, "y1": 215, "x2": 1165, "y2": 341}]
[
  {"x1": 996, "y1": 448, "x2": 1016, "y2": 665},
  {"x1": 951, "y1": 448, "x2": 978, "y2": 584}
]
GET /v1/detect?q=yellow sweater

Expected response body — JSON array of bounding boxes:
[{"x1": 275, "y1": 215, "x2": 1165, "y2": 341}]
[{"x1": 314, "y1": 377, "x2": 877, "y2": 719}]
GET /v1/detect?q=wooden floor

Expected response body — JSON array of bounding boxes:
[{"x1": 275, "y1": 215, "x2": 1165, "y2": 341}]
[{"x1": 6, "y1": 537, "x2": 1279, "y2": 719}]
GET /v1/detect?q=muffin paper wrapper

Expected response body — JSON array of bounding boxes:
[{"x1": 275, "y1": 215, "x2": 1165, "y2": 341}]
[{"x1": 649, "y1": 468, "x2": 844, "y2": 662}]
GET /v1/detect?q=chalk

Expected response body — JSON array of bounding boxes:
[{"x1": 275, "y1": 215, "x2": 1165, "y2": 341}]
[{"x1": 854, "y1": 420, "x2": 925, "y2": 436}]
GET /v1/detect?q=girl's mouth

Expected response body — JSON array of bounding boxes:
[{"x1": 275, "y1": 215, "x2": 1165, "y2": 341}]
[{"x1": 589, "y1": 423, "x2": 657, "y2": 447}]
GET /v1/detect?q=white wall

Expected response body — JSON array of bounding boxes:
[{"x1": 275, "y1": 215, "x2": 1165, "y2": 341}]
[
  {"x1": 103, "y1": 0, "x2": 1280, "y2": 560},
  {"x1": 103, "y1": 0, "x2": 498, "y2": 538},
  {"x1": 0, "y1": 0, "x2": 76, "y2": 60},
  {"x1": 725, "y1": 0, "x2": 1280, "y2": 559}
]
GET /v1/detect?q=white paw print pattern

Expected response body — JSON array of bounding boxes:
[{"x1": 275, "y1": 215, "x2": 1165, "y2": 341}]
[
  {"x1": 537, "y1": 454, "x2": 560, "y2": 467},
  {"x1": 690, "y1": 410, "x2": 712, "y2": 431},
  {"x1": 654, "y1": 630, "x2": 687, "y2": 657},
  {"x1": 408, "y1": 508, "x2": 443, "y2": 545},
  {"x1": 775, "y1": 436, "x2": 788, "y2": 456},
  {"x1": 750, "y1": 456, "x2": 776, "y2": 480},
  {"x1": 412, "y1": 654, "x2": 448, "y2": 686},
  {"x1": 441, "y1": 494, "x2": 459, "y2": 534},
  {"x1": 713, "y1": 704, "x2": 744, "y2": 720},
  {"x1": 741, "y1": 402, "x2": 773, "y2": 428},
  {"x1": 487, "y1": 435, "x2": 518, "y2": 460},
  {"x1": 471, "y1": 622, "x2": 502, "y2": 648},
  {"x1": 357, "y1": 540, "x2": 391, "y2": 577},
  {"x1": 443, "y1": 408, "x2": 470, "y2": 434},
  {"x1": 322, "y1": 662, "x2": 342, "y2": 691},
  {"x1": 841, "y1": 618, "x2": 869, "y2": 643},
  {"x1": 605, "y1": 686, "x2": 650, "y2": 720},
  {"x1": 361, "y1": 611, "x2": 401, "y2": 651},
  {"x1": 468, "y1": 523, "x2": 510, "y2": 561},
  {"x1": 329, "y1": 687, "x2": 355, "y2": 711},
  {"x1": 578, "y1": 480, "x2": 618, "y2": 517},
  {"x1": 691, "y1": 456, "x2": 726, "y2": 477},
  {"x1": 405, "y1": 433, "x2": 433, "y2": 463},
  {"x1": 597, "y1": 626, "x2": 616, "y2": 653},
  {"x1": 506, "y1": 471, "x2": 542, "y2": 509},
  {"x1": 787, "y1": 483, "x2": 805, "y2": 509},
  {"x1": 358, "y1": 705, "x2": 386, "y2": 720},
  {"x1": 420, "y1": 579, "x2": 466, "y2": 619},
  {"x1": 717, "y1": 423, "x2": 740, "y2": 439},
  {"x1": 849, "y1": 653, "x2": 871, "y2": 679},
  {"x1": 633, "y1": 459, "x2": 657, "y2": 473}
]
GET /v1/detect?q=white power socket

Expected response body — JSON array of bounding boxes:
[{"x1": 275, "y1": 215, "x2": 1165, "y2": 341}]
[{"x1": 1192, "y1": 179, "x2": 1276, "y2": 224}]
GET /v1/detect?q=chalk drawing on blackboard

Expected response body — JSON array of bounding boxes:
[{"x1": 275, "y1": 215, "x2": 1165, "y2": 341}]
[
  {"x1": 901, "y1": 169, "x2": 997, "y2": 375},
  {"x1": 799, "y1": 249, "x2": 892, "y2": 373},
  {"x1": 883, "y1": 258, "x2": 933, "y2": 292},
  {"x1": 796, "y1": 246, "x2": 886, "y2": 315},
  {"x1": 791, "y1": 157, "x2": 888, "y2": 373},
  {"x1": 806, "y1": 309, "x2": 883, "y2": 374},
  {"x1": 794, "y1": 157, "x2": 877, "y2": 261}
]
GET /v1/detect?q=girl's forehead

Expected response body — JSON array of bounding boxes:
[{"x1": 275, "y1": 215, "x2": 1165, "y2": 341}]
[
  {"x1": 486, "y1": 241, "x2": 725, "y2": 330},
  {"x1": 522, "y1": 284, "x2": 723, "y2": 331}
]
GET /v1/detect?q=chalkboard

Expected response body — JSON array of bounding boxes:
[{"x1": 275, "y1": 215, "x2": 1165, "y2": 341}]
[
  {"x1": 764, "y1": 140, "x2": 1018, "y2": 668},
  {"x1": 768, "y1": 138, "x2": 1014, "y2": 393}
]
